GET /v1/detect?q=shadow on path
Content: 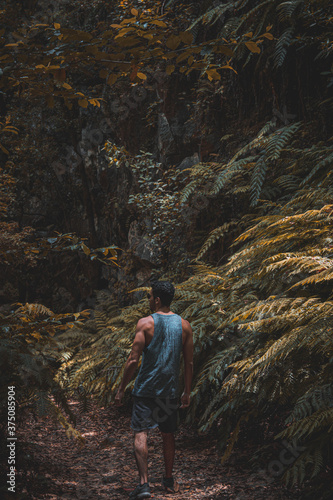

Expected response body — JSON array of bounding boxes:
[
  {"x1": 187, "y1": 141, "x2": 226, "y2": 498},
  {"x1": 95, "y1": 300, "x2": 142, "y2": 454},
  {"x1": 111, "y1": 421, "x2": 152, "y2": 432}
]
[{"x1": 16, "y1": 400, "x2": 301, "y2": 499}]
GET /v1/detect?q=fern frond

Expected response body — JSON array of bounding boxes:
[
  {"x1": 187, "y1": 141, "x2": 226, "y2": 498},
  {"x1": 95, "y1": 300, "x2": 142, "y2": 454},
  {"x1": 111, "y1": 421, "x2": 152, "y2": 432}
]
[
  {"x1": 300, "y1": 149, "x2": 333, "y2": 186},
  {"x1": 250, "y1": 157, "x2": 267, "y2": 206},
  {"x1": 287, "y1": 384, "x2": 333, "y2": 422},
  {"x1": 277, "y1": 407, "x2": 333, "y2": 441},
  {"x1": 210, "y1": 157, "x2": 256, "y2": 195},
  {"x1": 221, "y1": 412, "x2": 253, "y2": 463},
  {"x1": 196, "y1": 221, "x2": 237, "y2": 261},
  {"x1": 265, "y1": 122, "x2": 301, "y2": 160},
  {"x1": 274, "y1": 27, "x2": 294, "y2": 67},
  {"x1": 277, "y1": 0, "x2": 303, "y2": 22},
  {"x1": 180, "y1": 179, "x2": 200, "y2": 204},
  {"x1": 189, "y1": 1, "x2": 241, "y2": 29}
]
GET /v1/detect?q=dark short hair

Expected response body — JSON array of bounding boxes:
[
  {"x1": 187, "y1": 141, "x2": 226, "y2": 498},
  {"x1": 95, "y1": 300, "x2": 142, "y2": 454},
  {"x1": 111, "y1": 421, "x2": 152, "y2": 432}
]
[{"x1": 151, "y1": 281, "x2": 175, "y2": 307}]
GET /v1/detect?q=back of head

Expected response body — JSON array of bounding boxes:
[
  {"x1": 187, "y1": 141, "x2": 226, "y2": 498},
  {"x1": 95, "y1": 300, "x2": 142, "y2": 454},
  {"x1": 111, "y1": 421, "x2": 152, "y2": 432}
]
[{"x1": 151, "y1": 281, "x2": 175, "y2": 307}]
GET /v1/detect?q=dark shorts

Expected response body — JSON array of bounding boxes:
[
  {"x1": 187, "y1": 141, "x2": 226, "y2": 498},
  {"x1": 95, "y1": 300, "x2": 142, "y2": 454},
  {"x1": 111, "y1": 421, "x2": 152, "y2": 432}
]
[{"x1": 131, "y1": 396, "x2": 179, "y2": 433}]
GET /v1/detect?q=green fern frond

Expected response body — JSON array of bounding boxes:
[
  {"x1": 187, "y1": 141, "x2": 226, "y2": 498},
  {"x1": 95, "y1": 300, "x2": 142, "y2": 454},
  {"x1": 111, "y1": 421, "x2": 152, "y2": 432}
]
[
  {"x1": 287, "y1": 384, "x2": 333, "y2": 422},
  {"x1": 277, "y1": 407, "x2": 333, "y2": 441},
  {"x1": 189, "y1": 1, "x2": 241, "y2": 29},
  {"x1": 274, "y1": 27, "x2": 294, "y2": 67},
  {"x1": 265, "y1": 122, "x2": 301, "y2": 160},
  {"x1": 277, "y1": 0, "x2": 303, "y2": 22},
  {"x1": 179, "y1": 179, "x2": 200, "y2": 204},
  {"x1": 300, "y1": 149, "x2": 333, "y2": 186},
  {"x1": 250, "y1": 157, "x2": 267, "y2": 206},
  {"x1": 210, "y1": 157, "x2": 256, "y2": 195},
  {"x1": 275, "y1": 174, "x2": 301, "y2": 191},
  {"x1": 196, "y1": 221, "x2": 237, "y2": 261},
  {"x1": 233, "y1": 0, "x2": 274, "y2": 35}
]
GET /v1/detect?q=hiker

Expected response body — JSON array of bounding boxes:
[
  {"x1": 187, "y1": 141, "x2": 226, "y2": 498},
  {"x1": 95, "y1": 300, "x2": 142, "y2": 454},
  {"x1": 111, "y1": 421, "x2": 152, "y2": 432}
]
[{"x1": 115, "y1": 280, "x2": 194, "y2": 499}]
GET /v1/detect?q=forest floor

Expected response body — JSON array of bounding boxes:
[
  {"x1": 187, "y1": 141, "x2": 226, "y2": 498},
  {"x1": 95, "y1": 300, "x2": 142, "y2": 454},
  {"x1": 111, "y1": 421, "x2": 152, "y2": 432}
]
[{"x1": 16, "y1": 400, "x2": 302, "y2": 499}]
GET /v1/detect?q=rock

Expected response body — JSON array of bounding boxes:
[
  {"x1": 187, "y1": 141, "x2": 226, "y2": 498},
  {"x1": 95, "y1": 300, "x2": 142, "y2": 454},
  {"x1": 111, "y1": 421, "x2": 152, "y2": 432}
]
[
  {"x1": 170, "y1": 118, "x2": 183, "y2": 137},
  {"x1": 128, "y1": 221, "x2": 161, "y2": 265},
  {"x1": 128, "y1": 220, "x2": 141, "y2": 249},
  {"x1": 143, "y1": 217, "x2": 153, "y2": 231},
  {"x1": 178, "y1": 153, "x2": 200, "y2": 171},
  {"x1": 135, "y1": 236, "x2": 161, "y2": 265},
  {"x1": 136, "y1": 268, "x2": 151, "y2": 285},
  {"x1": 158, "y1": 113, "x2": 174, "y2": 155},
  {"x1": 183, "y1": 120, "x2": 197, "y2": 143}
]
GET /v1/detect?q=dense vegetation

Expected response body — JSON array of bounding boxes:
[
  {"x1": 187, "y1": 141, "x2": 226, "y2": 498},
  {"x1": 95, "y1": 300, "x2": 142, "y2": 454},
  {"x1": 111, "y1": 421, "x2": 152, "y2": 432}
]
[{"x1": 1, "y1": 0, "x2": 332, "y2": 496}]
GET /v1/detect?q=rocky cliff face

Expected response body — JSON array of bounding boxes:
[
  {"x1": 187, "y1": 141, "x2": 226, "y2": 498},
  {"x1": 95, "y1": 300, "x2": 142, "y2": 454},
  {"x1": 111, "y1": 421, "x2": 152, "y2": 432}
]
[
  {"x1": 2, "y1": 0, "x2": 331, "y2": 313},
  {"x1": 2, "y1": 40, "x2": 201, "y2": 310}
]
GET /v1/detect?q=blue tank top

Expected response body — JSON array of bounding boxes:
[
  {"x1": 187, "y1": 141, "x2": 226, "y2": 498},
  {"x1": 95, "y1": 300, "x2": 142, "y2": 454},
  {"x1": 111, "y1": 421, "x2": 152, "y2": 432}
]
[{"x1": 132, "y1": 313, "x2": 183, "y2": 398}]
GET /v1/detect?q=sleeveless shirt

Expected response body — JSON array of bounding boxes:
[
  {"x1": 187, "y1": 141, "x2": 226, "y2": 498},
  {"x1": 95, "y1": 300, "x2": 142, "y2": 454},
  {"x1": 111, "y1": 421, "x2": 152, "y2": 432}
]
[{"x1": 132, "y1": 312, "x2": 183, "y2": 398}]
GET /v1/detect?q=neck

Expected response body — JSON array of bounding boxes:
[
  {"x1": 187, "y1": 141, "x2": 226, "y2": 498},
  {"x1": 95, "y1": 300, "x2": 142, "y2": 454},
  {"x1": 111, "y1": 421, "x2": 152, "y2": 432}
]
[{"x1": 155, "y1": 305, "x2": 171, "y2": 313}]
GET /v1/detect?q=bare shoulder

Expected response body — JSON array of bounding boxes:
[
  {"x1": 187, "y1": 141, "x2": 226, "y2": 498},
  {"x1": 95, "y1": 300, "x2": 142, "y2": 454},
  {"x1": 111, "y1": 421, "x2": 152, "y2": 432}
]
[
  {"x1": 181, "y1": 317, "x2": 192, "y2": 335},
  {"x1": 136, "y1": 315, "x2": 154, "y2": 329}
]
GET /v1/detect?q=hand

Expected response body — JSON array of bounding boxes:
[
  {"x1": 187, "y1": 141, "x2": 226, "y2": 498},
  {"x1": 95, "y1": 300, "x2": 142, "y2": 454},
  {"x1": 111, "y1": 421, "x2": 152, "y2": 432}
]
[
  {"x1": 115, "y1": 389, "x2": 124, "y2": 406},
  {"x1": 180, "y1": 392, "x2": 190, "y2": 409}
]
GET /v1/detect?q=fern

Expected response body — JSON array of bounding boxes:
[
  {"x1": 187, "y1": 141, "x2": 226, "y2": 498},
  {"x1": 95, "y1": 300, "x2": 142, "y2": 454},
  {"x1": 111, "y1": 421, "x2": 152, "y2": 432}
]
[
  {"x1": 0, "y1": 304, "x2": 85, "y2": 445},
  {"x1": 179, "y1": 179, "x2": 200, "y2": 204},
  {"x1": 55, "y1": 88, "x2": 333, "y2": 489},
  {"x1": 189, "y1": 1, "x2": 242, "y2": 30},
  {"x1": 277, "y1": 0, "x2": 303, "y2": 22},
  {"x1": 265, "y1": 122, "x2": 301, "y2": 160},
  {"x1": 233, "y1": 0, "x2": 275, "y2": 35},
  {"x1": 300, "y1": 149, "x2": 333, "y2": 186},
  {"x1": 287, "y1": 384, "x2": 333, "y2": 422},
  {"x1": 274, "y1": 27, "x2": 294, "y2": 67},
  {"x1": 250, "y1": 157, "x2": 268, "y2": 206},
  {"x1": 196, "y1": 221, "x2": 238, "y2": 261}
]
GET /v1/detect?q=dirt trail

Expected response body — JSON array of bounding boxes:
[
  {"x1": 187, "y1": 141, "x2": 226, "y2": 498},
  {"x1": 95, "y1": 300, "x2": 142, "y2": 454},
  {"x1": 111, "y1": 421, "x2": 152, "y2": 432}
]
[{"x1": 17, "y1": 401, "x2": 300, "y2": 499}]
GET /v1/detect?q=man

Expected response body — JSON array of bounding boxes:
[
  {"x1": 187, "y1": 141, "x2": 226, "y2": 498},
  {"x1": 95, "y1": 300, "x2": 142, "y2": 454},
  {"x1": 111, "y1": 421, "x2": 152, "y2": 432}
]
[{"x1": 115, "y1": 281, "x2": 194, "y2": 499}]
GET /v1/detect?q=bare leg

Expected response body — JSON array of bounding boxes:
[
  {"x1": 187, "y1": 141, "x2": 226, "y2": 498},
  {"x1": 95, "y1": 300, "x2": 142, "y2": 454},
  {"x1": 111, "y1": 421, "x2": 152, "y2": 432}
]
[
  {"x1": 133, "y1": 431, "x2": 149, "y2": 485},
  {"x1": 160, "y1": 431, "x2": 175, "y2": 478}
]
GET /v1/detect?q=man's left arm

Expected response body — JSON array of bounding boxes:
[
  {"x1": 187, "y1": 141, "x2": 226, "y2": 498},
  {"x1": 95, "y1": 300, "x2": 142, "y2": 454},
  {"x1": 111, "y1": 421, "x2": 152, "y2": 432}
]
[{"x1": 115, "y1": 319, "x2": 146, "y2": 405}]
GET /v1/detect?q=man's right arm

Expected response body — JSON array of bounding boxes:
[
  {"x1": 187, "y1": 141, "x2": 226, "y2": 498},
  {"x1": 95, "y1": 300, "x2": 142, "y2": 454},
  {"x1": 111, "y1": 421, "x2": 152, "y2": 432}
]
[
  {"x1": 115, "y1": 318, "x2": 146, "y2": 405},
  {"x1": 181, "y1": 320, "x2": 193, "y2": 408}
]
